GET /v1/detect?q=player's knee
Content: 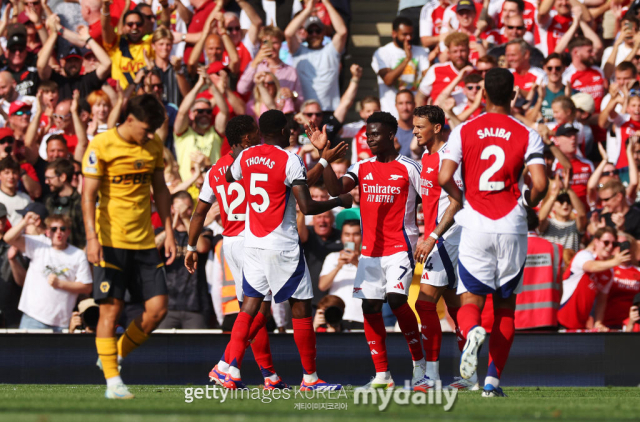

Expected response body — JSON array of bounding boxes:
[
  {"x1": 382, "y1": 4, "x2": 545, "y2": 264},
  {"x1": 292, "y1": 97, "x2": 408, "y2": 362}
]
[
  {"x1": 362, "y1": 299, "x2": 383, "y2": 314},
  {"x1": 146, "y1": 307, "x2": 168, "y2": 325},
  {"x1": 387, "y1": 293, "x2": 408, "y2": 310}
]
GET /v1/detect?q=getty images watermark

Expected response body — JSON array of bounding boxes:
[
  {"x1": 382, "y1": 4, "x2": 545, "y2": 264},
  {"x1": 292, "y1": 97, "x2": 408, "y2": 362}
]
[{"x1": 184, "y1": 380, "x2": 457, "y2": 412}]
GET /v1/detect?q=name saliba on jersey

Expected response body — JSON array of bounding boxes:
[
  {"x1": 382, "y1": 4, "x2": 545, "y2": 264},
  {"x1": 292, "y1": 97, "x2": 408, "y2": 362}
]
[{"x1": 477, "y1": 127, "x2": 512, "y2": 140}]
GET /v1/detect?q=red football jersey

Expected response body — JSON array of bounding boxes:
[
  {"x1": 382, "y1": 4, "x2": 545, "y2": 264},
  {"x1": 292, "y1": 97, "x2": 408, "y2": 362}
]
[
  {"x1": 552, "y1": 156, "x2": 593, "y2": 208},
  {"x1": 562, "y1": 64, "x2": 606, "y2": 111},
  {"x1": 537, "y1": 11, "x2": 572, "y2": 56},
  {"x1": 419, "y1": 62, "x2": 466, "y2": 103},
  {"x1": 603, "y1": 266, "x2": 640, "y2": 327},
  {"x1": 346, "y1": 156, "x2": 421, "y2": 257},
  {"x1": 558, "y1": 249, "x2": 613, "y2": 329},
  {"x1": 614, "y1": 118, "x2": 640, "y2": 169},
  {"x1": 351, "y1": 125, "x2": 373, "y2": 164},
  {"x1": 230, "y1": 144, "x2": 307, "y2": 251},
  {"x1": 511, "y1": 67, "x2": 545, "y2": 92},
  {"x1": 443, "y1": 113, "x2": 545, "y2": 234},
  {"x1": 199, "y1": 153, "x2": 246, "y2": 237}
]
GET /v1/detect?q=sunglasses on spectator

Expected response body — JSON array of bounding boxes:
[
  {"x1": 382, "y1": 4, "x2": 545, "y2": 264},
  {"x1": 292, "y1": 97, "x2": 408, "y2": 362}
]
[
  {"x1": 0, "y1": 137, "x2": 14, "y2": 144},
  {"x1": 8, "y1": 47, "x2": 25, "y2": 54},
  {"x1": 307, "y1": 28, "x2": 323, "y2": 35},
  {"x1": 49, "y1": 226, "x2": 67, "y2": 233},
  {"x1": 602, "y1": 170, "x2": 619, "y2": 177},
  {"x1": 304, "y1": 112, "x2": 323, "y2": 117},
  {"x1": 546, "y1": 66, "x2": 562, "y2": 72},
  {"x1": 226, "y1": 26, "x2": 241, "y2": 32},
  {"x1": 141, "y1": 13, "x2": 155, "y2": 20},
  {"x1": 195, "y1": 109, "x2": 212, "y2": 115},
  {"x1": 53, "y1": 113, "x2": 71, "y2": 119},
  {"x1": 14, "y1": 110, "x2": 31, "y2": 116},
  {"x1": 635, "y1": 55, "x2": 640, "y2": 60},
  {"x1": 466, "y1": 85, "x2": 481, "y2": 91},
  {"x1": 24, "y1": 1, "x2": 39, "y2": 5},
  {"x1": 601, "y1": 240, "x2": 619, "y2": 247},
  {"x1": 263, "y1": 81, "x2": 276, "y2": 86},
  {"x1": 126, "y1": 21, "x2": 143, "y2": 28},
  {"x1": 506, "y1": 25, "x2": 525, "y2": 30},
  {"x1": 147, "y1": 83, "x2": 163, "y2": 90},
  {"x1": 600, "y1": 194, "x2": 617, "y2": 202}
]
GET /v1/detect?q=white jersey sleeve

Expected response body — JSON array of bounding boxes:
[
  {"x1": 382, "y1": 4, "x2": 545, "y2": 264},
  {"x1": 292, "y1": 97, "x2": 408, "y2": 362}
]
[
  {"x1": 488, "y1": 0, "x2": 504, "y2": 22},
  {"x1": 405, "y1": 157, "x2": 423, "y2": 194},
  {"x1": 199, "y1": 168, "x2": 215, "y2": 203},
  {"x1": 441, "y1": 124, "x2": 463, "y2": 164},
  {"x1": 285, "y1": 152, "x2": 307, "y2": 186},
  {"x1": 525, "y1": 129, "x2": 546, "y2": 165},
  {"x1": 345, "y1": 160, "x2": 362, "y2": 182},
  {"x1": 229, "y1": 150, "x2": 245, "y2": 181},
  {"x1": 419, "y1": 3, "x2": 434, "y2": 37},
  {"x1": 419, "y1": 66, "x2": 436, "y2": 96}
]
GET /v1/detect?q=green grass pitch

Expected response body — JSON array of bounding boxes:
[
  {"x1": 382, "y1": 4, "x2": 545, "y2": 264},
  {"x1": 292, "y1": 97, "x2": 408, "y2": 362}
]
[{"x1": 1, "y1": 385, "x2": 639, "y2": 422}]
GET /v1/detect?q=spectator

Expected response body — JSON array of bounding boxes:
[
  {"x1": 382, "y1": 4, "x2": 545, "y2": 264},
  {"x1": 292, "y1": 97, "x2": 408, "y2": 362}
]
[
  {"x1": 69, "y1": 298, "x2": 100, "y2": 333},
  {"x1": 527, "y1": 53, "x2": 569, "y2": 123},
  {"x1": 86, "y1": 90, "x2": 112, "y2": 138},
  {"x1": 297, "y1": 206, "x2": 343, "y2": 305},
  {"x1": 4, "y1": 213, "x2": 92, "y2": 332},
  {"x1": 623, "y1": 293, "x2": 640, "y2": 332},
  {"x1": 35, "y1": 95, "x2": 87, "y2": 162},
  {"x1": 318, "y1": 219, "x2": 364, "y2": 330},
  {"x1": 593, "y1": 180, "x2": 640, "y2": 240},
  {"x1": 586, "y1": 142, "x2": 638, "y2": 208},
  {"x1": 0, "y1": 71, "x2": 36, "y2": 128},
  {"x1": 558, "y1": 226, "x2": 627, "y2": 330},
  {"x1": 136, "y1": 68, "x2": 180, "y2": 149},
  {"x1": 398, "y1": 1, "x2": 427, "y2": 46},
  {"x1": 246, "y1": 71, "x2": 295, "y2": 120},
  {"x1": 550, "y1": 95, "x2": 592, "y2": 157},
  {"x1": 44, "y1": 158, "x2": 85, "y2": 249},
  {"x1": 562, "y1": 37, "x2": 606, "y2": 112},
  {"x1": 188, "y1": 9, "x2": 240, "y2": 75},
  {"x1": 395, "y1": 90, "x2": 416, "y2": 157},
  {"x1": 155, "y1": 191, "x2": 212, "y2": 329},
  {"x1": 19, "y1": 2, "x2": 48, "y2": 53},
  {"x1": 487, "y1": 14, "x2": 545, "y2": 69},
  {"x1": 602, "y1": 16, "x2": 639, "y2": 80},
  {"x1": 602, "y1": 233, "x2": 640, "y2": 329},
  {"x1": 598, "y1": 90, "x2": 640, "y2": 173},
  {"x1": 37, "y1": 80, "x2": 59, "y2": 129},
  {"x1": 285, "y1": 0, "x2": 348, "y2": 111},
  {"x1": 551, "y1": 123, "x2": 594, "y2": 208},
  {"x1": 340, "y1": 96, "x2": 380, "y2": 164},
  {"x1": 372, "y1": 16, "x2": 429, "y2": 116},
  {"x1": 434, "y1": 66, "x2": 484, "y2": 122},
  {"x1": 195, "y1": 62, "x2": 245, "y2": 123},
  {"x1": 0, "y1": 157, "x2": 32, "y2": 226},
  {"x1": 538, "y1": 173, "x2": 587, "y2": 260},
  {"x1": 475, "y1": 54, "x2": 497, "y2": 77},
  {"x1": 174, "y1": 67, "x2": 228, "y2": 182},
  {"x1": 223, "y1": 8, "x2": 262, "y2": 76},
  {"x1": 419, "y1": 0, "x2": 449, "y2": 49},
  {"x1": 439, "y1": 0, "x2": 486, "y2": 65},
  {"x1": 506, "y1": 38, "x2": 545, "y2": 95},
  {"x1": 0, "y1": 203, "x2": 25, "y2": 328},
  {"x1": 313, "y1": 294, "x2": 346, "y2": 332},
  {"x1": 81, "y1": 0, "x2": 104, "y2": 45},
  {"x1": 601, "y1": 61, "x2": 636, "y2": 117},
  {"x1": 241, "y1": 0, "x2": 302, "y2": 31},
  {"x1": 483, "y1": 0, "x2": 537, "y2": 44},
  {"x1": 151, "y1": 27, "x2": 191, "y2": 106},
  {"x1": 537, "y1": 0, "x2": 591, "y2": 56},
  {"x1": 0, "y1": 24, "x2": 40, "y2": 96},
  {"x1": 183, "y1": 0, "x2": 221, "y2": 63},
  {"x1": 0, "y1": 127, "x2": 40, "y2": 200}
]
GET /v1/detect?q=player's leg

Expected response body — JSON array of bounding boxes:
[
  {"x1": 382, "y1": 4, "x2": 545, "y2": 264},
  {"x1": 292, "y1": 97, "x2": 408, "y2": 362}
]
[
  {"x1": 248, "y1": 300, "x2": 289, "y2": 389},
  {"x1": 414, "y1": 284, "x2": 445, "y2": 389}
]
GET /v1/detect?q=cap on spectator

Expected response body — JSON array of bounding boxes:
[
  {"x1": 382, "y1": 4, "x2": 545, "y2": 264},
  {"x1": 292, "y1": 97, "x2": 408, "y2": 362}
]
[
  {"x1": 456, "y1": 0, "x2": 476, "y2": 13},
  {"x1": 335, "y1": 208, "x2": 361, "y2": 230},
  {"x1": 207, "y1": 61, "x2": 228, "y2": 75},
  {"x1": 0, "y1": 127, "x2": 14, "y2": 141},
  {"x1": 60, "y1": 47, "x2": 84, "y2": 61},
  {"x1": 0, "y1": 203, "x2": 7, "y2": 219},
  {"x1": 17, "y1": 12, "x2": 30, "y2": 25},
  {"x1": 571, "y1": 92, "x2": 595, "y2": 114},
  {"x1": 304, "y1": 16, "x2": 324, "y2": 30},
  {"x1": 17, "y1": 202, "x2": 49, "y2": 221},
  {"x1": 7, "y1": 24, "x2": 27, "y2": 49},
  {"x1": 78, "y1": 298, "x2": 98, "y2": 314},
  {"x1": 9, "y1": 101, "x2": 30, "y2": 116},
  {"x1": 555, "y1": 123, "x2": 579, "y2": 137}
]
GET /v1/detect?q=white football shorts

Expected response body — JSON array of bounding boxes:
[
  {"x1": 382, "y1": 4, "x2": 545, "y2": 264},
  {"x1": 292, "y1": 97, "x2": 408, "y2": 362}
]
[
  {"x1": 420, "y1": 239, "x2": 458, "y2": 289},
  {"x1": 242, "y1": 245, "x2": 313, "y2": 303},
  {"x1": 222, "y1": 236, "x2": 272, "y2": 302},
  {"x1": 353, "y1": 252, "x2": 414, "y2": 300},
  {"x1": 456, "y1": 228, "x2": 527, "y2": 298}
]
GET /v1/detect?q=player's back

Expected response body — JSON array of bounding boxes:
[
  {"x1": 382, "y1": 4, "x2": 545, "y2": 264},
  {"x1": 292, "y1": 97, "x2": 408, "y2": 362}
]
[
  {"x1": 203, "y1": 154, "x2": 246, "y2": 237},
  {"x1": 447, "y1": 112, "x2": 543, "y2": 234},
  {"x1": 233, "y1": 144, "x2": 307, "y2": 251}
]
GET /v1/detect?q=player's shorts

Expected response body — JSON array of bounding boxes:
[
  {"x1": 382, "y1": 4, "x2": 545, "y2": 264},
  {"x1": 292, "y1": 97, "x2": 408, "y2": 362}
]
[
  {"x1": 420, "y1": 239, "x2": 458, "y2": 289},
  {"x1": 353, "y1": 251, "x2": 414, "y2": 300},
  {"x1": 456, "y1": 229, "x2": 527, "y2": 298},
  {"x1": 222, "y1": 237, "x2": 272, "y2": 302},
  {"x1": 242, "y1": 245, "x2": 313, "y2": 304},
  {"x1": 93, "y1": 246, "x2": 167, "y2": 303}
]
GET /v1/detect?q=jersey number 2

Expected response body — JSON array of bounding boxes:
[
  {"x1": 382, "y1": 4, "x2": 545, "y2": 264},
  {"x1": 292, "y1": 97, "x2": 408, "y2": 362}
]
[
  {"x1": 216, "y1": 183, "x2": 246, "y2": 221},
  {"x1": 250, "y1": 173, "x2": 270, "y2": 213},
  {"x1": 479, "y1": 145, "x2": 505, "y2": 191}
]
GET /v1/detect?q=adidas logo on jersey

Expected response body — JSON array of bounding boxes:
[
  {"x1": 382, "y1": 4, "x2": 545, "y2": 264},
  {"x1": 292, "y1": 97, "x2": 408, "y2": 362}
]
[
  {"x1": 592, "y1": 76, "x2": 600, "y2": 82},
  {"x1": 389, "y1": 174, "x2": 403, "y2": 180},
  {"x1": 444, "y1": 77, "x2": 451, "y2": 82},
  {"x1": 574, "y1": 80, "x2": 582, "y2": 87},
  {"x1": 364, "y1": 173, "x2": 374, "y2": 180},
  {"x1": 394, "y1": 282, "x2": 405, "y2": 290}
]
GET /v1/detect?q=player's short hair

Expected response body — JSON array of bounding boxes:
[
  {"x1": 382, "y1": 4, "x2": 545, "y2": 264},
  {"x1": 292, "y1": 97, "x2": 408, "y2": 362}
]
[
  {"x1": 46, "y1": 158, "x2": 74, "y2": 182},
  {"x1": 506, "y1": 38, "x2": 529, "y2": 54},
  {"x1": 259, "y1": 109, "x2": 288, "y2": 136},
  {"x1": 543, "y1": 52, "x2": 563, "y2": 65},
  {"x1": 525, "y1": 207, "x2": 539, "y2": 231},
  {"x1": 568, "y1": 37, "x2": 592, "y2": 53},
  {"x1": 360, "y1": 96, "x2": 380, "y2": 109},
  {"x1": 259, "y1": 25, "x2": 285, "y2": 43},
  {"x1": 504, "y1": 0, "x2": 525, "y2": 13},
  {"x1": 464, "y1": 73, "x2": 483, "y2": 84},
  {"x1": 476, "y1": 55, "x2": 497, "y2": 67},
  {"x1": 45, "y1": 214, "x2": 72, "y2": 229},
  {"x1": 39, "y1": 79, "x2": 58, "y2": 93},
  {"x1": 484, "y1": 68, "x2": 514, "y2": 107},
  {"x1": 616, "y1": 61, "x2": 637, "y2": 77},
  {"x1": 152, "y1": 26, "x2": 174, "y2": 44},
  {"x1": 551, "y1": 95, "x2": 576, "y2": 114},
  {"x1": 367, "y1": 111, "x2": 398, "y2": 135},
  {"x1": 599, "y1": 179, "x2": 625, "y2": 196},
  {"x1": 124, "y1": 94, "x2": 165, "y2": 131},
  {"x1": 171, "y1": 190, "x2": 192, "y2": 204},
  {"x1": 392, "y1": 16, "x2": 413, "y2": 31},
  {"x1": 341, "y1": 219, "x2": 361, "y2": 231},
  {"x1": 226, "y1": 115, "x2": 257, "y2": 147},
  {"x1": 594, "y1": 226, "x2": 617, "y2": 240},
  {"x1": 123, "y1": 10, "x2": 144, "y2": 23},
  {"x1": 0, "y1": 156, "x2": 19, "y2": 173},
  {"x1": 445, "y1": 32, "x2": 469, "y2": 49},
  {"x1": 413, "y1": 105, "x2": 445, "y2": 127}
]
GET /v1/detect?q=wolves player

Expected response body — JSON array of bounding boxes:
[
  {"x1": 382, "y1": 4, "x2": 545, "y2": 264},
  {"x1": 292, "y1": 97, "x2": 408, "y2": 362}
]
[
  {"x1": 222, "y1": 110, "x2": 351, "y2": 390},
  {"x1": 439, "y1": 68, "x2": 548, "y2": 397},
  {"x1": 411, "y1": 105, "x2": 477, "y2": 391},
  {"x1": 321, "y1": 112, "x2": 426, "y2": 390}
]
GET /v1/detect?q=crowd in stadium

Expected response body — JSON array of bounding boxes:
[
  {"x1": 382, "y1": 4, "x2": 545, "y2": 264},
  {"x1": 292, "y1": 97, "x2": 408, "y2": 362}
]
[{"x1": 0, "y1": 0, "x2": 639, "y2": 338}]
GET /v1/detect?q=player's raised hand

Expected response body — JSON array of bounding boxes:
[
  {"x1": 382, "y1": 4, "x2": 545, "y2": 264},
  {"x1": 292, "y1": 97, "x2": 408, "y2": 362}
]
[
  {"x1": 414, "y1": 236, "x2": 436, "y2": 264},
  {"x1": 322, "y1": 140, "x2": 348, "y2": 163},
  {"x1": 306, "y1": 121, "x2": 328, "y2": 152},
  {"x1": 338, "y1": 193, "x2": 353, "y2": 209},
  {"x1": 184, "y1": 251, "x2": 198, "y2": 274}
]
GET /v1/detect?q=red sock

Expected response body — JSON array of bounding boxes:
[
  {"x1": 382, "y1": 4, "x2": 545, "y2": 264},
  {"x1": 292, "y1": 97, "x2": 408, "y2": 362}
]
[
  {"x1": 227, "y1": 312, "x2": 253, "y2": 369},
  {"x1": 487, "y1": 308, "x2": 515, "y2": 379},
  {"x1": 292, "y1": 317, "x2": 316, "y2": 375},
  {"x1": 415, "y1": 300, "x2": 441, "y2": 361},
  {"x1": 223, "y1": 342, "x2": 231, "y2": 363},
  {"x1": 448, "y1": 306, "x2": 465, "y2": 352},
  {"x1": 251, "y1": 325, "x2": 276, "y2": 377},
  {"x1": 363, "y1": 312, "x2": 388, "y2": 372},
  {"x1": 457, "y1": 303, "x2": 481, "y2": 339},
  {"x1": 392, "y1": 303, "x2": 424, "y2": 362},
  {"x1": 248, "y1": 312, "x2": 267, "y2": 341}
]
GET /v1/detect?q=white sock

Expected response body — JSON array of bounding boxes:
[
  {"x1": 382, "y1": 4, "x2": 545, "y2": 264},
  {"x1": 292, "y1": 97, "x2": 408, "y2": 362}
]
[
  {"x1": 228, "y1": 366, "x2": 241, "y2": 379},
  {"x1": 117, "y1": 355, "x2": 123, "y2": 364},
  {"x1": 413, "y1": 358, "x2": 426, "y2": 368},
  {"x1": 484, "y1": 376, "x2": 500, "y2": 388},
  {"x1": 266, "y1": 373, "x2": 279, "y2": 382},
  {"x1": 303, "y1": 372, "x2": 319, "y2": 383},
  {"x1": 217, "y1": 360, "x2": 230, "y2": 373},
  {"x1": 106, "y1": 376, "x2": 123, "y2": 387},
  {"x1": 426, "y1": 361, "x2": 440, "y2": 380},
  {"x1": 375, "y1": 371, "x2": 391, "y2": 381}
]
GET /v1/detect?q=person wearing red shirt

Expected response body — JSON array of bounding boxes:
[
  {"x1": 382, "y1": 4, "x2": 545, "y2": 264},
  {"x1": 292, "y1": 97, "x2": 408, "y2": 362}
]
[
  {"x1": 537, "y1": 0, "x2": 591, "y2": 56},
  {"x1": 551, "y1": 123, "x2": 593, "y2": 208},
  {"x1": 602, "y1": 234, "x2": 640, "y2": 329},
  {"x1": 505, "y1": 38, "x2": 545, "y2": 95},
  {"x1": 184, "y1": 0, "x2": 219, "y2": 63},
  {"x1": 562, "y1": 37, "x2": 606, "y2": 112},
  {"x1": 419, "y1": 0, "x2": 451, "y2": 49}
]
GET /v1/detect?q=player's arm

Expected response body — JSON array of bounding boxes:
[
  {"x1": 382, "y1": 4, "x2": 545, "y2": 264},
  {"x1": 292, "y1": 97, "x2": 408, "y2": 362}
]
[
  {"x1": 438, "y1": 159, "x2": 463, "y2": 204},
  {"x1": 524, "y1": 164, "x2": 548, "y2": 208},
  {"x1": 293, "y1": 183, "x2": 352, "y2": 216},
  {"x1": 414, "y1": 194, "x2": 462, "y2": 264},
  {"x1": 152, "y1": 168, "x2": 177, "y2": 265},
  {"x1": 185, "y1": 199, "x2": 213, "y2": 274},
  {"x1": 322, "y1": 164, "x2": 355, "y2": 197},
  {"x1": 82, "y1": 177, "x2": 103, "y2": 264},
  {"x1": 305, "y1": 121, "x2": 349, "y2": 186}
]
